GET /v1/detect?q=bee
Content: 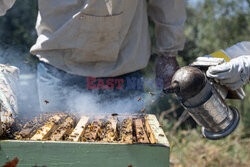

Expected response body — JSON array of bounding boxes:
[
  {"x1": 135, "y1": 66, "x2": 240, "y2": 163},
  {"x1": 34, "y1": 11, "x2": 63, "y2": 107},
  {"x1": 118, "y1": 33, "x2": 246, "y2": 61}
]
[
  {"x1": 137, "y1": 97, "x2": 142, "y2": 101},
  {"x1": 159, "y1": 134, "x2": 165, "y2": 137},
  {"x1": 44, "y1": 100, "x2": 49, "y2": 104},
  {"x1": 149, "y1": 92, "x2": 155, "y2": 96},
  {"x1": 111, "y1": 113, "x2": 118, "y2": 116},
  {"x1": 140, "y1": 108, "x2": 145, "y2": 113}
]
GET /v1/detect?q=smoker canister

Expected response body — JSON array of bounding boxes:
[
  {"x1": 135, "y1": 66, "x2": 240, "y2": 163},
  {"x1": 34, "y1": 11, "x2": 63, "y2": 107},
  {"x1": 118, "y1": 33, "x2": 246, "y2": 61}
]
[{"x1": 165, "y1": 66, "x2": 240, "y2": 140}]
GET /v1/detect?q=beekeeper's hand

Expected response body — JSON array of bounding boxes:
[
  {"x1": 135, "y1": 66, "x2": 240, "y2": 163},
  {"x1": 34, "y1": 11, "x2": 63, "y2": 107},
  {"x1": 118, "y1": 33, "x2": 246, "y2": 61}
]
[
  {"x1": 155, "y1": 52, "x2": 179, "y2": 89},
  {"x1": 0, "y1": 64, "x2": 19, "y2": 136},
  {"x1": 206, "y1": 56, "x2": 250, "y2": 90}
]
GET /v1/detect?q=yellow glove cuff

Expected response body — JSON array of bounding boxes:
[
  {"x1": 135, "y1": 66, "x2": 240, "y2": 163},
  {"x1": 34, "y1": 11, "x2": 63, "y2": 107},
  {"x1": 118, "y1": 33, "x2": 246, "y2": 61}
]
[{"x1": 209, "y1": 50, "x2": 230, "y2": 62}]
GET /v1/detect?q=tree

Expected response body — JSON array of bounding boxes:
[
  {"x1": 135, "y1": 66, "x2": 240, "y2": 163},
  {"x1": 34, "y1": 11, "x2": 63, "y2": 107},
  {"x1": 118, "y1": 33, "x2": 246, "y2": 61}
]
[
  {"x1": 179, "y1": 0, "x2": 250, "y2": 65},
  {"x1": 0, "y1": 0, "x2": 38, "y2": 49}
]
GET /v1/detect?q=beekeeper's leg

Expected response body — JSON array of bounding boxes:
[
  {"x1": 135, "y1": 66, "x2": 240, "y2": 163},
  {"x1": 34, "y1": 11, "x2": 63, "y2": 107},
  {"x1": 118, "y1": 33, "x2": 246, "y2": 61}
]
[
  {"x1": 37, "y1": 62, "x2": 144, "y2": 113},
  {"x1": 96, "y1": 71, "x2": 145, "y2": 113},
  {"x1": 37, "y1": 62, "x2": 88, "y2": 112}
]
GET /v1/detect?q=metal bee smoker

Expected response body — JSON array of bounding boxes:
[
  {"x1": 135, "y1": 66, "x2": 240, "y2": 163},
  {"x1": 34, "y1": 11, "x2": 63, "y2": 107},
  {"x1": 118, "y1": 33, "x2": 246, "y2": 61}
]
[{"x1": 164, "y1": 58, "x2": 244, "y2": 140}]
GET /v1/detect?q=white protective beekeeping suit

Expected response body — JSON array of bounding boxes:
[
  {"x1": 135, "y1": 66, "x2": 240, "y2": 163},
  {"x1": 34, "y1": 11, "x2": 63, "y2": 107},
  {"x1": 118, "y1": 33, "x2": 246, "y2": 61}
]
[
  {"x1": 0, "y1": 0, "x2": 186, "y2": 77},
  {"x1": 0, "y1": 0, "x2": 15, "y2": 16},
  {"x1": 206, "y1": 41, "x2": 250, "y2": 90}
]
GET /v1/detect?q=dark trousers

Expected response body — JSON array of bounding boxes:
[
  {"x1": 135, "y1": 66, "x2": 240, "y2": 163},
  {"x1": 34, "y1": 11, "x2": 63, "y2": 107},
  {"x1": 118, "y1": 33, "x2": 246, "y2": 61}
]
[{"x1": 37, "y1": 62, "x2": 144, "y2": 114}]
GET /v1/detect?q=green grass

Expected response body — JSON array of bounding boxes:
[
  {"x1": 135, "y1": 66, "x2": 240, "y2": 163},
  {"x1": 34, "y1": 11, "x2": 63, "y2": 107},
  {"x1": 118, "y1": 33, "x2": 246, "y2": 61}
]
[{"x1": 163, "y1": 122, "x2": 250, "y2": 167}]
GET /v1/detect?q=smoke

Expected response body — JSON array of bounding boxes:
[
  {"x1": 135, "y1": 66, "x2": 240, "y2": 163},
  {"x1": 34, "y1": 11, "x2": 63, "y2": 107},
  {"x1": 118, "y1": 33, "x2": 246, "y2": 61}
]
[
  {"x1": 0, "y1": 46, "x2": 159, "y2": 118},
  {"x1": 0, "y1": 46, "x2": 40, "y2": 119},
  {"x1": 66, "y1": 89, "x2": 145, "y2": 115},
  {"x1": 63, "y1": 76, "x2": 164, "y2": 115}
]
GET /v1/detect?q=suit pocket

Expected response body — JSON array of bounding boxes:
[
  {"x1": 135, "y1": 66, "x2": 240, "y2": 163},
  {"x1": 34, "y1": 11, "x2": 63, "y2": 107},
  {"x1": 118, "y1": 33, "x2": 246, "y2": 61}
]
[{"x1": 73, "y1": 12, "x2": 125, "y2": 63}]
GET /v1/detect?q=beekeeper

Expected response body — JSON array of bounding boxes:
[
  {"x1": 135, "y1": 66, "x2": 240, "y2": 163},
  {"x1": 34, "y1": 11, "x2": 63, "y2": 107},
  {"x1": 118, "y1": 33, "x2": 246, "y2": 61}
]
[
  {"x1": 206, "y1": 41, "x2": 250, "y2": 90},
  {"x1": 0, "y1": 0, "x2": 186, "y2": 134}
]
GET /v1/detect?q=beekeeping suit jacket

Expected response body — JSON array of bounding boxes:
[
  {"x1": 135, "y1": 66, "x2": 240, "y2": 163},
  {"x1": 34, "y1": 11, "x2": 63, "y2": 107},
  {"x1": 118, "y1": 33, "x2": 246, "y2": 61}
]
[
  {"x1": 0, "y1": 0, "x2": 186, "y2": 77},
  {"x1": 0, "y1": 0, "x2": 15, "y2": 15}
]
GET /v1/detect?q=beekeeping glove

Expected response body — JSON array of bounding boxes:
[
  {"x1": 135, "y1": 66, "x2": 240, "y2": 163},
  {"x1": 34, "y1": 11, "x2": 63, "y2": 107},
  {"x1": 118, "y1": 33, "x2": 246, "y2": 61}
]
[
  {"x1": 155, "y1": 51, "x2": 179, "y2": 89},
  {"x1": 0, "y1": 0, "x2": 15, "y2": 16},
  {"x1": 0, "y1": 64, "x2": 19, "y2": 136},
  {"x1": 206, "y1": 56, "x2": 250, "y2": 90}
]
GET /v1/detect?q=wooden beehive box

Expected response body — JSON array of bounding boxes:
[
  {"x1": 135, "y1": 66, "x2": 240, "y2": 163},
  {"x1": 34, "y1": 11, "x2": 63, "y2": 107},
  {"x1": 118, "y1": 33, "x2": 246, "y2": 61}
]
[{"x1": 0, "y1": 114, "x2": 170, "y2": 167}]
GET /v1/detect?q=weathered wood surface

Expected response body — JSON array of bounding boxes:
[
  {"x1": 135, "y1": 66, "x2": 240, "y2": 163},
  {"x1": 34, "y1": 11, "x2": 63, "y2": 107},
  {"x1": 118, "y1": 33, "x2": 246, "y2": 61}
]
[
  {"x1": 16, "y1": 126, "x2": 36, "y2": 140},
  {"x1": 82, "y1": 119, "x2": 104, "y2": 142},
  {"x1": 145, "y1": 117, "x2": 157, "y2": 144},
  {"x1": 134, "y1": 119, "x2": 150, "y2": 143},
  {"x1": 145, "y1": 114, "x2": 169, "y2": 147},
  {"x1": 68, "y1": 116, "x2": 89, "y2": 142},
  {"x1": 0, "y1": 114, "x2": 171, "y2": 166},
  {"x1": 120, "y1": 118, "x2": 133, "y2": 144},
  {"x1": 16, "y1": 113, "x2": 61, "y2": 139},
  {"x1": 31, "y1": 114, "x2": 66, "y2": 141},
  {"x1": 13, "y1": 113, "x2": 169, "y2": 147},
  {"x1": 50, "y1": 116, "x2": 75, "y2": 141},
  {"x1": 101, "y1": 117, "x2": 118, "y2": 142}
]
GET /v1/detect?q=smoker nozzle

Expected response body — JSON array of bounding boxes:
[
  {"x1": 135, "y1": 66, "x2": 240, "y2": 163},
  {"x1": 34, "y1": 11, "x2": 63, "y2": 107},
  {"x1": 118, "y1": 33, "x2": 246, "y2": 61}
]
[{"x1": 163, "y1": 82, "x2": 180, "y2": 94}]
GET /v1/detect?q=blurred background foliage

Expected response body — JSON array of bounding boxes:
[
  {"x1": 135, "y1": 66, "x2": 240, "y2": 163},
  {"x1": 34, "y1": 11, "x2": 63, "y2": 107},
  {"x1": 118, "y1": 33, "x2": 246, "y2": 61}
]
[
  {"x1": 0, "y1": 0, "x2": 38, "y2": 71},
  {"x1": 0, "y1": 0, "x2": 249, "y2": 166}
]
